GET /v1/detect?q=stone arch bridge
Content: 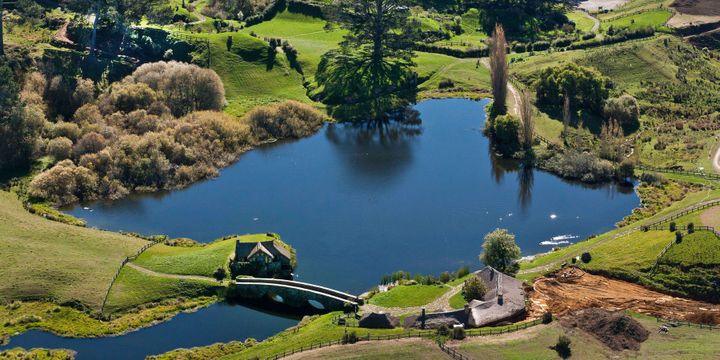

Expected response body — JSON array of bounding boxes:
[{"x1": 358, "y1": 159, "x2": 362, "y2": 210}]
[{"x1": 233, "y1": 278, "x2": 362, "y2": 312}]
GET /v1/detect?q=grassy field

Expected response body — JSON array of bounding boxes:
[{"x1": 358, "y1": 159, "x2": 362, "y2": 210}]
[
  {"x1": 0, "y1": 347, "x2": 75, "y2": 359},
  {"x1": 283, "y1": 338, "x2": 448, "y2": 359},
  {"x1": 103, "y1": 265, "x2": 222, "y2": 313},
  {"x1": 0, "y1": 297, "x2": 214, "y2": 337},
  {"x1": 601, "y1": 9, "x2": 673, "y2": 31},
  {"x1": 519, "y1": 186, "x2": 720, "y2": 276},
  {"x1": 0, "y1": 190, "x2": 147, "y2": 310},
  {"x1": 583, "y1": 230, "x2": 673, "y2": 273},
  {"x1": 455, "y1": 314, "x2": 720, "y2": 359},
  {"x1": 183, "y1": 30, "x2": 313, "y2": 116},
  {"x1": 448, "y1": 291, "x2": 466, "y2": 309},
  {"x1": 369, "y1": 285, "x2": 450, "y2": 308},
  {"x1": 567, "y1": 11, "x2": 596, "y2": 33},
  {"x1": 243, "y1": 11, "x2": 345, "y2": 79},
  {"x1": 662, "y1": 231, "x2": 720, "y2": 267}
]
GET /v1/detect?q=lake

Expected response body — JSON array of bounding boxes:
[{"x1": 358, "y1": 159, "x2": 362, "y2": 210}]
[{"x1": 4, "y1": 98, "x2": 639, "y2": 358}]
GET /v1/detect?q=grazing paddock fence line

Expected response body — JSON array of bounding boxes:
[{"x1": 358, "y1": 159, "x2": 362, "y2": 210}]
[
  {"x1": 637, "y1": 165, "x2": 720, "y2": 181},
  {"x1": 646, "y1": 225, "x2": 720, "y2": 275},
  {"x1": 264, "y1": 319, "x2": 543, "y2": 359},
  {"x1": 438, "y1": 342, "x2": 472, "y2": 360},
  {"x1": 100, "y1": 239, "x2": 164, "y2": 315}
]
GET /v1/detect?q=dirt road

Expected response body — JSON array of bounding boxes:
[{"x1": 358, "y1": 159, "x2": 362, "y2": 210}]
[{"x1": 529, "y1": 268, "x2": 720, "y2": 322}]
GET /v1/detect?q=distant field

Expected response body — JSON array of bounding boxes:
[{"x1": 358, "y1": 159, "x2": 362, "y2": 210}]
[
  {"x1": 601, "y1": 9, "x2": 673, "y2": 31},
  {"x1": 185, "y1": 30, "x2": 313, "y2": 116},
  {"x1": 567, "y1": 11, "x2": 597, "y2": 33},
  {"x1": 243, "y1": 11, "x2": 346, "y2": 79},
  {"x1": 0, "y1": 191, "x2": 147, "y2": 310}
]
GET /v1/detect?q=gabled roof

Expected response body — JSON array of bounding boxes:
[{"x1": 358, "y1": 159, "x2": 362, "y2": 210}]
[
  {"x1": 248, "y1": 242, "x2": 274, "y2": 259},
  {"x1": 236, "y1": 240, "x2": 291, "y2": 261}
]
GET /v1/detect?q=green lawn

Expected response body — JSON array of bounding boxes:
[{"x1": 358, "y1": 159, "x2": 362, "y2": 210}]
[
  {"x1": 601, "y1": 9, "x2": 673, "y2": 32},
  {"x1": 583, "y1": 230, "x2": 673, "y2": 273},
  {"x1": 662, "y1": 231, "x2": 720, "y2": 267},
  {"x1": 184, "y1": 30, "x2": 313, "y2": 116},
  {"x1": 133, "y1": 233, "x2": 283, "y2": 277},
  {"x1": 104, "y1": 265, "x2": 222, "y2": 313},
  {"x1": 567, "y1": 11, "x2": 596, "y2": 33},
  {"x1": 0, "y1": 191, "x2": 147, "y2": 310},
  {"x1": 449, "y1": 291, "x2": 466, "y2": 309},
  {"x1": 368, "y1": 285, "x2": 449, "y2": 308},
  {"x1": 243, "y1": 11, "x2": 346, "y2": 79}
]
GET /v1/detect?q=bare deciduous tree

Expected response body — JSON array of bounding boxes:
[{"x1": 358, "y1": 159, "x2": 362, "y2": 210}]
[
  {"x1": 562, "y1": 94, "x2": 571, "y2": 139},
  {"x1": 520, "y1": 89, "x2": 534, "y2": 149},
  {"x1": 489, "y1": 23, "x2": 508, "y2": 116}
]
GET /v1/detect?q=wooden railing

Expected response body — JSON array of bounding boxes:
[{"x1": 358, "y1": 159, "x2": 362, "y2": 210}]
[
  {"x1": 438, "y1": 342, "x2": 471, "y2": 360},
  {"x1": 636, "y1": 165, "x2": 720, "y2": 181}
]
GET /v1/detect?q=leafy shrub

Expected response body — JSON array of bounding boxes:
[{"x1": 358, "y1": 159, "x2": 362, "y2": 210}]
[
  {"x1": 438, "y1": 79, "x2": 455, "y2": 89},
  {"x1": 436, "y1": 325, "x2": 450, "y2": 337},
  {"x1": 342, "y1": 330, "x2": 358, "y2": 344},
  {"x1": 532, "y1": 41, "x2": 550, "y2": 51},
  {"x1": 676, "y1": 231, "x2": 683, "y2": 244},
  {"x1": 128, "y1": 61, "x2": 225, "y2": 117},
  {"x1": 536, "y1": 63, "x2": 608, "y2": 113},
  {"x1": 640, "y1": 172, "x2": 665, "y2": 185},
  {"x1": 462, "y1": 276, "x2": 487, "y2": 302},
  {"x1": 452, "y1": 326, "x2": 466, "y2": 340},
  {"x1": 46, "y1": 137, "x2": 73, "y2": 160},
  {"x1": 580, "y1": 252, "x2": 592, "y2": 263},
  {"x1": 490, "y1": 114, "x2": 521, "y2": 156},
  {"x1": 213, "y1": 267, "x2": 227, "y2": 281},
  {"x1": 439, "y1": 271, "x2": 451, "y2": 283},
  {"x1": 687, "y1": 222, "x2": 695, "y2": 234},
  {"x1": 457, "y1": 265, "x2": 470, "y2": 278},
  {"x1": 553, "y1": 335, "x2": 572, "y2": 359},
  {"x1": 604, "y1": 95, "x2": 640, "y2": 130},
  {"x1": 542, "y1": 311, "x2": 553, "y2": 324},
  {"x1": 552, "y1": 38, "x2": 572, "y2": 48},
  {"x1": 541, "y1": 151, "x2": 614, "y2": 183},
  {"x1": 582, "y1": 32, "x2": 596, "y2": 40},
  {"x1": 245, "y1": 100, "x2": 327, "y2": 140},
  {"x1": 670, "y1": 222, "x2": 677, "y2": 232}
]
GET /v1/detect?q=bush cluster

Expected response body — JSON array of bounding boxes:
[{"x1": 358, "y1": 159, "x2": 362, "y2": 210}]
[
  {"x1": 26, "y1": 63, "x2": 327, "y2": 205},
  {"x1": 540, "y1": 150, "x2": 615, "y2": 183}
]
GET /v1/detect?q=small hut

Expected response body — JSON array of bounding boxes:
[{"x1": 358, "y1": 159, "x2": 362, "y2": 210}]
[{"x1": 359, "y1": 312, "x2": 399, "y2": 329}]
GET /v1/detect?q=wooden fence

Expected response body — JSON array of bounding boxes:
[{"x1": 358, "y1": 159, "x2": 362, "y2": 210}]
[
  {"x1": 646, "y1": 224, "x2": 720, "y2": 275},
  {"x1": 265, "y1": 319, "x2": 543, "y2": 359},
  {"x1": 637, "y1": 165, "x2": 720, "y2": 181},
  {"x1": 100, "y1": 240, "x2": 163, "y2": 315},
  {"x1": 438, "y1": 342, "x2": 472, "y2": 360}
]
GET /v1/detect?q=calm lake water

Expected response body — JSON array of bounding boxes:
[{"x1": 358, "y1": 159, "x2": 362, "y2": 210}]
[{"x1": 4, "y1": 98, "x2": 639, "y2": 358}]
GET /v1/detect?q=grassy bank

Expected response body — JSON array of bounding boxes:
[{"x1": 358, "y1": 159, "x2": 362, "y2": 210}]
[
  {"x1": 0, "y1": 190, "x2": 147, "y2": 310},
  {"x1": 0, "y1": 298, "x2": 215, "y2": 338}
]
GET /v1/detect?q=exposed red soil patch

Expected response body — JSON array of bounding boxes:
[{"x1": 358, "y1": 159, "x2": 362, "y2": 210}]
[
  {"x1": 529, "y1": 267, "x2": 720, "y2": 323},
  {"x1": 561, "y1": 308, "x2": 649, "y2": 351}
]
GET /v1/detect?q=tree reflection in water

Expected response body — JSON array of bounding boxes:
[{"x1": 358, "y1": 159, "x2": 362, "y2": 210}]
[{"x1": 325, "y1": 106, "x2": 422, "y2": 186}]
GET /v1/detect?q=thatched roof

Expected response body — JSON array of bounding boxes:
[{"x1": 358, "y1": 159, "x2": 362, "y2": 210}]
[{"x1": 359, "y1": 312, "x2": 399, "y2": 329}]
